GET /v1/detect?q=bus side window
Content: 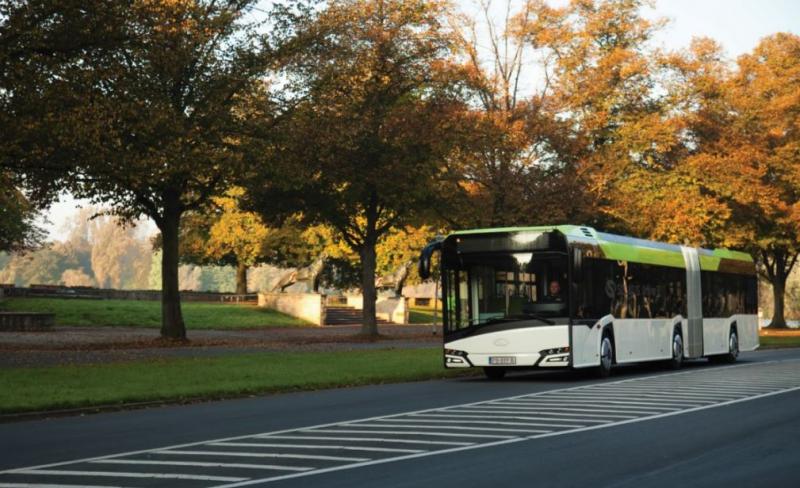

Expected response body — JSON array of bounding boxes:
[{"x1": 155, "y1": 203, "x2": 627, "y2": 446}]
[
  {"x1": 575, "y1": 257, "x2": 615, "y2": 321},
  {"x1": 745, "y1": 275, "x2": 758, "y2": 314}
]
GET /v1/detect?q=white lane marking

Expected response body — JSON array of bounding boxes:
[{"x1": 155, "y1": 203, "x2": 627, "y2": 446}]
[
  {"x1": 602, "y1": 393, "x2": 741, "y2": 402},
  {"x1": 452, "y1": 407, "x2": 637, "y2": 419},
  {"x1": 343, "y1": 423, "x2": 549, "y2": 434},
  {"x1": 0, "y1": 484, "x2": 125, "y2": 488},
  {"x1": 494, "y1": 399, "x2": 664, "y2": 413},
  {"x1": 526, "y1": 385, "x2": 800, "y2": 443},
  {"x1": 661, "y1": 380, "x2": 780, "y2": 387},
  {"x1": 366, "y1": 417, "x2": 580, "y2": 429},
  {"x1": 215, "y1": 384, "x2": 800, "y2": 488},
  {"x1": 569, "y1": 385, "x2": 747, "y2": 395},
  {"x1": 684, "y1": 374, "x2": 788, "y2": 386},
  {"x1": 490, "y1": 402, "x2": 670, "y2": 414},
  {"x1": 506, "y1": 399, "x2": 682, "y2": 410},
  {"x1": 537, "y1": 396, "x2": 712, "y2": 407},
  {"x1": 585, "y1": 389, "x2": 742, "y2": 399},
  {"x1": 212, "y1": 438, "x2": 527, "y2": 488},
  {"x1": 540, "y1": 389, "x2": 716, "y2": 405},
  {"x1": 157, "y1": 451, "x2": 368, "y2": 462},
  {"x1": 92, "y1": 459, "x2": 312, "y2": 472},
  {"x1": 596, "y1": 384, "x2": 769, "y2": 393},
  {"x1": 522, "y1": 396, "x2": 703, "y2": 407},
  {"x1": 208, "y1": 442, "x2": 425, "y2": 454},
  {"x1": 302, "y1": 429, "x2": 514, "y2": 439},
  {"x1": 410, "y1": 413, "x2": 607, "y2": 424},
  {"x1": 538, "y1": 395, "x2": 712, "y2": 407},
  {"x1": 254, "y1": 435, "x2": 472, "y2": 446},
  {"x1": 13, "y1": 470, "x2": 245, "y2": 482}
]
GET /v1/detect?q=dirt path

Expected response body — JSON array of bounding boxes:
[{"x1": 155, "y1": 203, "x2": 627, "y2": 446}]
[{"x1": 0, "y1": 324, "x2": 443, "y2": 368}]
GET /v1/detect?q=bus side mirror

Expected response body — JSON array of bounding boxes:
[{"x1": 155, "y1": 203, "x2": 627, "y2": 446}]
[
  {"x1": 418, "y1": 237, "x2": 444, "y2": 280},
  {"x1": 572, "y1": 249, "x2": 583, "y2": 282}
]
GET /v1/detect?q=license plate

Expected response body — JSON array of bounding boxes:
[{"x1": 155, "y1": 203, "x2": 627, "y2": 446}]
[{"x1": 489, "y1": 356, "x2": 516, "y2": 365}]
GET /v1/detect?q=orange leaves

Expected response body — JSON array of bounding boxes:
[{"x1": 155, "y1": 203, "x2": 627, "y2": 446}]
[{"x1": 181, "y1": 187, "x2": 271, "y2": 268}]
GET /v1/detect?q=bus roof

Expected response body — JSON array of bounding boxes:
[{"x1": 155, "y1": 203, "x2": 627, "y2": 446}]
[{"x1": 449, "y1": 225, "x2": 755, "y2": 274}]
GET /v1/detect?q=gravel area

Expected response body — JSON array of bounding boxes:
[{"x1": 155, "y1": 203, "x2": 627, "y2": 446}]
[{"x1": 0, "y1": 325, "x2": 444, "y2": 368}]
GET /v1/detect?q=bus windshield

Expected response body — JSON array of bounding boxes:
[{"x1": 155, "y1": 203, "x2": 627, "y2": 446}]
[{"x1": 444, "y1": 251, "x2": 568, "y2": 333}]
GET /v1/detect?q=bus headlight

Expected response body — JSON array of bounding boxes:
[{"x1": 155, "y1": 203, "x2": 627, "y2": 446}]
[{"x1": 540, "y1": 347, "x2": 570, "y2": 355}]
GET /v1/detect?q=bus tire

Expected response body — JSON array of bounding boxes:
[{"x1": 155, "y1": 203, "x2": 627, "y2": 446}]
[
  {"x1": 667, "y1": 329, "x2": 683, "y2": 370},
  {"x1": 596, "y1": 333, "x2": 613, "y2": 378},
  {"x1": 483, "y1": 367, "x2": 506, "y2": 380},
  {"x1": 723, "y1": 329, "x2": 739, "y2": 363}
]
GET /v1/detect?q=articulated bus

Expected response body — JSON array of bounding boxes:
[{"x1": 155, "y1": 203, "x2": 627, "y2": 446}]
[{"x1": 418, "y1": 225, "x2": 758, "y2": 379}]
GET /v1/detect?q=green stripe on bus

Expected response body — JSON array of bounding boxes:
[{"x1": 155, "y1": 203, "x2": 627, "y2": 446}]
[
  {"x1": 448, "y1": 225, "x2": 754, "y2": 269},
  {"x1": 598, "y1": 241, "x2": 686, "y2": 268}
]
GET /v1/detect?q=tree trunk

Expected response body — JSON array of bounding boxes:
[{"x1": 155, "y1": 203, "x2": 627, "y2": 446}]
[
  {"x1": 360, "y1": 239, "x2": 379, "y2": 337},
  {"x1": 762, "y1": 249, "x2": 796, "y2": 330},
  {"x1": 236, "y1": 262, "x2": 248, "y2": 295},
  {"x1": 159, "y1": 193, "x2": 186, "y2": 339},
  {"x1": 769, "y1": 276, "x2": 788, "y2": 329}
]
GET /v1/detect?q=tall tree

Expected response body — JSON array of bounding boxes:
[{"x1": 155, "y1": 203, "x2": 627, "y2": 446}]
[
  {"x1": 601, "y1": 38, "x2": 734, "y2": 245},
  {"x1": 0, "y1": 174, "x2": 43, "y2": 253},
  {"x1": 88, "y1": 215, "x2": 151, "y2": 290},
  {"x1": 447, "y1": 0, "x2": 579, "y2": 228},
  {"x1": 679, "y1": 34, "x2": 800, "y2": 328},
  {"x1": 376, "y1": 225, "x2": 439, "y2": 286},
  {"x1": 515, "y1": 0, "x2": 681, "y2": 231},
  {"x1": 726, "y1": 33, "x2": 800, "y2": 328},
  {"x1": 180, "y1": 187, "x2": 270, "y2": 294},
  {"x1": 598, "y1": 32, "x2": 800, "y2": 327},
  {"x1": 2, "y1": 1, "x2": 284, "y2": 338},
  {"x1": 248, "y1": 0, "x2": 469, "y2": 336},
  {"x1": 0, "y1": 242, "x2": 79, "y2": 286}
]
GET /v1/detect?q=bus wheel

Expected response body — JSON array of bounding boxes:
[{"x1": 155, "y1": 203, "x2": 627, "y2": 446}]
[
  {"x1": 723, "y1": 330, "x2": 739, "y2": 363},
  {"x1": 483, "y1": 367, "x2": 506, "y2": 380},
  {"x1": 667, "y1": 331, "x2": 683, "y2": 370},
  {"x1": 596, "y1": 335, "x2": 613, "y2": 378}
]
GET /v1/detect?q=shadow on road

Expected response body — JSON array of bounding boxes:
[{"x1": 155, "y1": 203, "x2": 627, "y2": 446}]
[{"x1": 453, "y1": 356, "x2": 760, "y2": 384}]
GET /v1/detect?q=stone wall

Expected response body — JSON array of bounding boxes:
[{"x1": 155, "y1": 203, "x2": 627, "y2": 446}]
[
  {"x1": 402, "y1": 282, "x2": 442, "y2": 309},
  {"x1": 0, "y1": 312, "x2": 55, "y2": 331},
  {"x1": 1, "y1": 285, "x2": 256, "y2": 303},
  {"x1": 258, "y1": 292, "x2": 325, "y2": 326},
  {"x1": 345, "y1": 294, "x2": 408, "y2": 324}
]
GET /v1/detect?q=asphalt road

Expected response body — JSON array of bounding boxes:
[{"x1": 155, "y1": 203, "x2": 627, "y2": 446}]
[{"x1": 2, "y1": 348, "x2": 800, "y2": 488}]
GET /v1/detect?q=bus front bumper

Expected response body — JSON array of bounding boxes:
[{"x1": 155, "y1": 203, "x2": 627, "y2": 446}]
[
  {"x1": 444, "y1": 325, "x2": 570, "y2": 368},
  {"x1": 445, "y1": 350, "x2": 570, "y2": 368}
]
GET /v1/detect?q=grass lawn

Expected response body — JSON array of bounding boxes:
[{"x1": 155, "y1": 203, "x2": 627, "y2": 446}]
[
  {"x1": 0, "y1": 348, "x2": 462, "y2": 414},
  {"x1": 759, "y1": 334, "x2": 800, "y2": 348},
  {"x1": 408, "y1": 307, "x2": 440, "y2": 324},
  {"x1": 0, "y1": 297, "x2": 308, "y2": 328}
]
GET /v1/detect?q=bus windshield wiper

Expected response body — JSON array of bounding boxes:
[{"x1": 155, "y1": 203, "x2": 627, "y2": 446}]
[{"x1": 518, "y1": 313, "x2": 555, "y2": 325}]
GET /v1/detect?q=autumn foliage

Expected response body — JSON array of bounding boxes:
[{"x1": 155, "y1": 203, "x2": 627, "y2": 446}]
[{"x1": 2, "y1": 0, "x2": 799, "y2": 334}]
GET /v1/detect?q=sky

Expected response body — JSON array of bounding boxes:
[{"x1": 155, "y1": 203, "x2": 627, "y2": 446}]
[{"x1": 38, "y1": 0, "x2": 800, "y2": 241}]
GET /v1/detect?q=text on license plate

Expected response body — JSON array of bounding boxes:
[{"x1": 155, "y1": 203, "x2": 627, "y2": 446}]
[{"x1": 489, "y1": 356, "x2": 516, "y2": 365}]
